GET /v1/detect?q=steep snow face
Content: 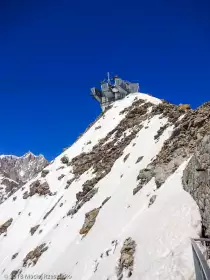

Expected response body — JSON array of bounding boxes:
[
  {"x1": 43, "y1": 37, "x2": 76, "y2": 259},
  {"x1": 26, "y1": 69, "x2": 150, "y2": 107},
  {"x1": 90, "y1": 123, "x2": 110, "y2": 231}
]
[
  {"x1": 0, "y1": 92, "x2": 201, "y2": 280},
  {"x1": 0, "y1": 152, "x2": 48, "y2": 204}
]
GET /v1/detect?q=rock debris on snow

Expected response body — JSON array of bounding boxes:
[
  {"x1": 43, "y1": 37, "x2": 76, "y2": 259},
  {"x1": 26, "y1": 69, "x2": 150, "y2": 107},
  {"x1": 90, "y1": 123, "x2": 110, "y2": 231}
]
[
  {"x1": 0, "y1": 218, "x2": 13, "y2": 235},
  {"x1": 116, "y1": 237, "x2": 136, "y2": 279},
  {"x1": 22, "y1": 243, "x2": 48, "y2": 267},
  {"x1": 0, "y1": 92, "x2": 207, "y2": 279}
]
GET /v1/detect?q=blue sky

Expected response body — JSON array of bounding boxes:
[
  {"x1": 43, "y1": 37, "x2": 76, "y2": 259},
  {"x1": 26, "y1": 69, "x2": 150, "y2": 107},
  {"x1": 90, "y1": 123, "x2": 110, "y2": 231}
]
[{"x1": 0, "y1": 0, "x2": 209, "y2": 160}]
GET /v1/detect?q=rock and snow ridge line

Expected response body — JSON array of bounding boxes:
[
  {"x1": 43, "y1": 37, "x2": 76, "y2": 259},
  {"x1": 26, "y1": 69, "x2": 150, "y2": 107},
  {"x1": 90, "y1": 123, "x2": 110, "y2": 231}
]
[
  {"x1": 0, "y1": 152, "x2": 48, "y2": 205},
  {"x1": 0, "y1": 91, "x2": 208, "y2": 280}
]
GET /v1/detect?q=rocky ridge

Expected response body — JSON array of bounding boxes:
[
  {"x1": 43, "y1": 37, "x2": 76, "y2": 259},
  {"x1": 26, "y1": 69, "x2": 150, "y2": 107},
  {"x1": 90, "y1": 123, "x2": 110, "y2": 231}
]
[
  {"x1": 0, "y1": 152, "x2": 48, "y2": 204},
  {"x1": 0, "y1": 92, "x2": 209, "y2": 279},
  {"x1": 64, "y1": 98, "x2": 210, "y2": 238}
]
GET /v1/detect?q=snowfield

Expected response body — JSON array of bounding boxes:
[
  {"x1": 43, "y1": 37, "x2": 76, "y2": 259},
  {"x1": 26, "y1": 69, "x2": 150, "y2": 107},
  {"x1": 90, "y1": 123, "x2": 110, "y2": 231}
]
[{"x1": 0, "y1": 92, "x2": 201, "y2": 279}]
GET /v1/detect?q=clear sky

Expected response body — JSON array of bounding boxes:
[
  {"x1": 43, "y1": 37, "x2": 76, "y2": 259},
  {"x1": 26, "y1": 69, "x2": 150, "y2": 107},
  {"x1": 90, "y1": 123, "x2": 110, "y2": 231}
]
[{"x1": 0, "y1": 0, "x2": 209, "y2": 160}]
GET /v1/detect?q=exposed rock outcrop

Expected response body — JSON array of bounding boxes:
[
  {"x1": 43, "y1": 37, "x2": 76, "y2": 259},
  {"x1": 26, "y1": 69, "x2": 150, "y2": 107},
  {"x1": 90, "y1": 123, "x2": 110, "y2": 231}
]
[
  {"x1": 134, "y1": 101, "x2": 210, "y2": 195},
  {"x1": 23, "y1": 180, "x2": 53, "y2": 199},
  {"x1": 11, "y1": 252, "x2": 18, "y2": 260},
  {"x1": 41, "y1": 169, "x2": 50, "y2": 177},
  {"x1": 23, "y1": 243, "x2": 48, "y2": 267},
  {"x1": 116, "y1": 237, "x2": 136, "y2": 279},
  {"x1": 10, "y1": 269, "x2": 22, "y2": 280},
  {"x1": 0, "y1": 218, "x2": 13, "y2": 235},
  {"x1": 79, "y1": 208, "x2": 100, "y2": 236},
  {"x1": 30, "y1": 225, "x2": 40, "y2": 236},
  {"x1": 148, "y1": 195, "x2": 157, "y2": 207},
  {"x1": 183, "y1": 135, "x2": 210, "y2": 237},
  {"x1": 60, "y1": 156, "x2": 69, "y2": 165},
  {"x1": 68, "y1": 100, "x2": 152, "y2": 213}
]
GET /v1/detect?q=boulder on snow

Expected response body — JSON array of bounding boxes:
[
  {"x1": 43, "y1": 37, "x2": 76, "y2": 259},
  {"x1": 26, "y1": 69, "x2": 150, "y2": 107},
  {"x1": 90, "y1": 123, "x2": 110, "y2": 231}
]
[
  {"x1": 116, "y1": 237, "x2": 136, "y2": 278},
  {"x1": 58, "y1": 174, "x2": 65, "y2": 181},
  {"x1": 148, "y1": 195, "x2": 157, "y2": 207},
  {"x1": 30, "y1": 225, "x2": 40, "y2": 236},
  {"x1": 0, "y1": 218, "x2": 13, "y2": 235},
  {"x1": 41, "y1": 169, "x2": 50, "y2": 177},
  {"x1": 79, "y1": 208, "x2": 100, "y2": 235},
  {"x1": 135, "y1": 156, "x2": 143, "y2": 164},
  {"x1": 23, "y1": 243, "x2": 48, "y2": 267},
  {"x1": 60, "y1": 155, "x2": 69, "y2": 165},
  {"x1": 23, "y1": 180, "x2": 53, "y2": 199},
  {"x1": 11, "y1": 252, "x2": 19, "y2": 260}
]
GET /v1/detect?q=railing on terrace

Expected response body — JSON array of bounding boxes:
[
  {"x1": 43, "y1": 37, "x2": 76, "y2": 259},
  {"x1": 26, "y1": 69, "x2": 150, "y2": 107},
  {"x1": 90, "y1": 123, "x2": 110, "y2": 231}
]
[{"x1": 191, "y1": 238, "x2": 210, "y2": 280}]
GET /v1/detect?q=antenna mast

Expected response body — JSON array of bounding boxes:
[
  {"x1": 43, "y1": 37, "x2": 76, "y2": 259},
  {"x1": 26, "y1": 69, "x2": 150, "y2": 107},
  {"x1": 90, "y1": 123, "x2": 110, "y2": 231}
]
[{"x1": 107, "y1": 72, "x2": 110, "y2": 84}]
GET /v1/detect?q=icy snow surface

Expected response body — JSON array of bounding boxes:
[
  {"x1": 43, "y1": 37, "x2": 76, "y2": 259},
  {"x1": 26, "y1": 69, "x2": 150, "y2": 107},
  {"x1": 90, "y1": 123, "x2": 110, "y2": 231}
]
[{"x1": 0, "y1": 92, "x2": 201, "y2": 279}]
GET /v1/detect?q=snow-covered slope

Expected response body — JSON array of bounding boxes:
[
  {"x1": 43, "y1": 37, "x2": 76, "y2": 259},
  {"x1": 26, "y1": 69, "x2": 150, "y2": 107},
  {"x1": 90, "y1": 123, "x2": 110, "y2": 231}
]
[
  {"x1": 0, "y1": 152, "x2": 48, "y2": 204},
  {"x1": 0, "y1": 92, "x2": 203, "y2": 279}
]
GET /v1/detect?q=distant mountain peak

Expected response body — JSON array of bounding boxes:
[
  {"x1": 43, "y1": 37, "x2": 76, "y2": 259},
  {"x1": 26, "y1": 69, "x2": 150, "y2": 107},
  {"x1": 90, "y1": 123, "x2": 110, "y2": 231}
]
[{"x1": 0, "y1": 151, "x2": 48, "y2": 204}]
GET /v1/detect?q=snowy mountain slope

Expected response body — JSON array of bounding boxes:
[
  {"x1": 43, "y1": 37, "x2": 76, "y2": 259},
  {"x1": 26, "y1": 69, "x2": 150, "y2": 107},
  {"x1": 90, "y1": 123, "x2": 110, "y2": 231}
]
[
  {"x1": 0, "y1": 152, "x2": 48, "y2": 204},
  {"x1": 0, "y1": 92, "x2": 203, "y2": 279}
]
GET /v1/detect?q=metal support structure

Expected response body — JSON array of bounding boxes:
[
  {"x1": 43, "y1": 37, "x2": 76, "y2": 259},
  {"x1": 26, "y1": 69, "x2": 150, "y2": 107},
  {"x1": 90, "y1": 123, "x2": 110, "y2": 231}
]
[
  {"x1": 91, "y1": 74, "x2": 139, "y2": 111},
  {"x1": 191, "y1": 238, "x2": 210, "y2": 279}
]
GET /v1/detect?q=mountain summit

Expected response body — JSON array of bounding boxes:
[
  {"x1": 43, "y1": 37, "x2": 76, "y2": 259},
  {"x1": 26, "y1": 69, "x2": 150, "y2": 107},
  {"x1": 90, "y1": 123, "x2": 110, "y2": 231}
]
[
  {"x1": 0, "y1": 91, "x2": 209, "y2": 279},
  {"x1": 0, "y1": 152, "x2": 48, "y2": 204}
]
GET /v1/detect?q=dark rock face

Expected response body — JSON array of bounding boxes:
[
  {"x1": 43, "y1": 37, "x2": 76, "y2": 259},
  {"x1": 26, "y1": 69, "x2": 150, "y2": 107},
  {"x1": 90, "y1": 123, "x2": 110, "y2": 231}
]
[
  {"x1": 23, "y1": 243, "x2": 48, "y2": 267},
  {"x1": 183, "y1": 135, "x2": 210, "y2": 237},
  {"x1": 116, "y1": 237, "x2": 136, "y2": 278},
  {"x1": 0, "y1": 152, "x2": 48, "y2": 204}
]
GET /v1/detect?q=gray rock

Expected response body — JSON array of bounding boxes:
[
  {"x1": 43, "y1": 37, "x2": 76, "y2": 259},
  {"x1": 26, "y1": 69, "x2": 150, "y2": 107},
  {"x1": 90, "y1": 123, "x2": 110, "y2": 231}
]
[
  {"x1": 60, "y1": 155, "x2": 69, "y2": 165},
  {"x1": 116, "y1": 237, "x2": 136, "y2": 278},
  {"x1": 0, "y1": 218, "x2": 13, "y2": 235},
  {"x1": 0, "y1": 152, "x2": 48, "y2": 204},
  {"x1": 41, "y1": 169, "x2": 50, "y2": 177},
  {"x1": 135, "y1": 156, "x2": 143, "y2": 164},
  {"x1": 58, "y1": 174, "x2": 65, "y2": 181},
  {"x1": 79, "y1": 208, "x2": 100, "y2": 235},
  {"x1": 148, "y1": 195, "x2": 157, "y2": 207},
  {"x1": 183, "y1": 135, "x2": 210, "y2": 236}
]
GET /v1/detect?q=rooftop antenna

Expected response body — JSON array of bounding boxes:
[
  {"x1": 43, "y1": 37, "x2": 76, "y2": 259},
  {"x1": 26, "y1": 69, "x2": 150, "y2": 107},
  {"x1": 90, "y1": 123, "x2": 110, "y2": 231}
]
[{"x1": 107, "y1": 72, "x2": 111, "y2": 84}]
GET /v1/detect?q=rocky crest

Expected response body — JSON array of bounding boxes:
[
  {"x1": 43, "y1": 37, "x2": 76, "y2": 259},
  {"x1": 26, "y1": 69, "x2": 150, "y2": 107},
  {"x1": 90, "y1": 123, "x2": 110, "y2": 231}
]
[
  {"x1": 65, "y1": 98, "x2": 210, "y2": 239},
  {"x1": 0, "y1": 152, "x2": 48, "y2": 204}
]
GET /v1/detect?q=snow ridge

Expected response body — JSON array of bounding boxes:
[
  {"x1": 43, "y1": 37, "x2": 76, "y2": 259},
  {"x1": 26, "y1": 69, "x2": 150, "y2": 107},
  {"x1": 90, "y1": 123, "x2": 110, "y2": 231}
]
[{"x1": 0, "y1": 92, "x2": 202, "y2": 280}]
